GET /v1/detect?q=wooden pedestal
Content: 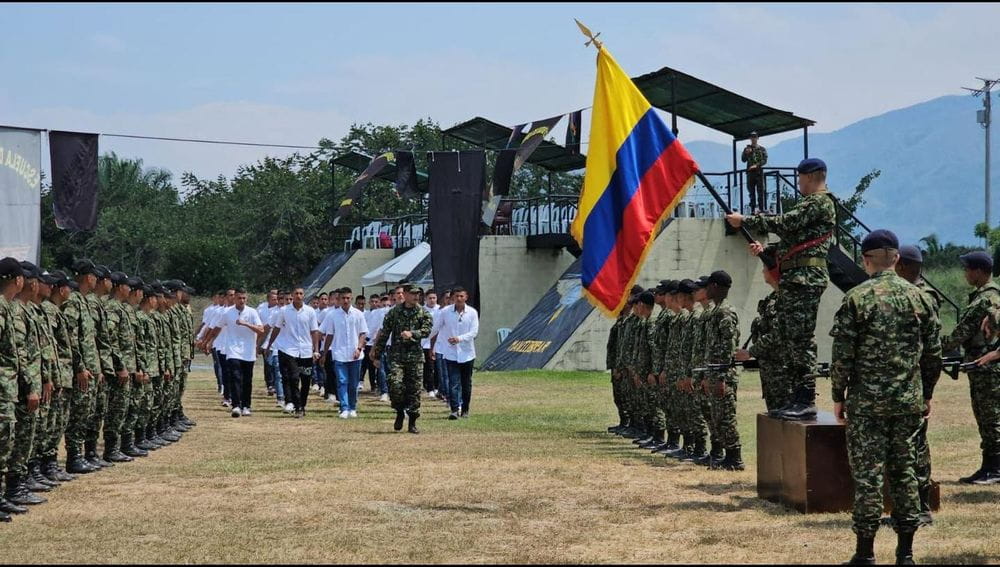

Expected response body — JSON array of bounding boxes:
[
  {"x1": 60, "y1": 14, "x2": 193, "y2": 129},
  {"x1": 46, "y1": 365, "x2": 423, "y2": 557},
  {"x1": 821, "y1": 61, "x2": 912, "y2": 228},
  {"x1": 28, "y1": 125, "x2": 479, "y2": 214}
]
[{"x1": 756, "y1": 412, "x2": 941, "y2": 514}]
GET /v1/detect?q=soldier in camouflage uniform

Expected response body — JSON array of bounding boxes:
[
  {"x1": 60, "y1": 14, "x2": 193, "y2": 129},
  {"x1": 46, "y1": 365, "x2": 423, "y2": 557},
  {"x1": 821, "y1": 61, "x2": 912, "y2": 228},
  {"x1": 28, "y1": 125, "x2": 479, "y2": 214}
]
[
  {"x1": 62, "y1": 260, "x2": 101, "y2": 474},
  {"x1": 164, "y1": 281, "x2": 194, "y2": 432},
  {"x1": 150, "y1": 285, "x2": 176, "y2": 447},
  {"x1": 616, "y1": 299, "x2": 642, "y2": 439},
  {"x1": 135, "y1": 286, "x2": 162, "y2": 452},
  {"x1": 606, "y1": 303, "x2": 631, "y2": 434},
  {"x1": 740, "y1": 131, "x2": 769, "y2": 213},
  {"x1": 737, "y1": 249, "x2": 789, "y2": 413},
  {"x1": 372, "y1": 284, "x2": 433, "y2": 434},
  {"x1": 85, "y1": 265, "x2": 115, "y2": 469},
  {"x1": 727, "y1": 157, "x2": 837, "y2": 421},
  {"x1": 631, "y1": 292, "x2": 658, "y2": 450},
  {"x1": 649, "y1": 281, "x2": 680, "y2": 453},
  {"x1": 24, "y1": 268, "x2": 60, "y2": 492},
  {"x1": 943, "y1": 251, "x2": 1000, "y2": 486},
  {"x1": 688, "y1": 277, "x2": 721, "y2": 466},
  {"x1": 675, "y1": 279, "x2": 710, "y2": 462},
  {"x1": 102, "y1": 272, "x2": 137, "y2": 463},
  {"x1": 40, "y1": 271, "x2": 78, "y2": 483},
  {"x1": 701, "y1": 271, "x2": 744, "y2": 471},
  {"x1": 830, "y1": 230, "x2": 941, "y2": 566},
  {"x1": 157, "y1": 285, "x2": 184, "y2": 442},
  {"x1": 177, "y1": 285, "x2": 196, "y2": 427},
  {"x1": 6, "y1": 262, "x2": 45, "y2": 506},
  {"x1": 0, "y1": 258, "x2": 27, "y2": 520},
  {"x1": 894, "y1": 245, "x2": 943, "y2": 519},
  {"x1": 661, "y1": 282, "x2": 692, "y2": 458},
  {"x1": 121, "y1": 277, "x2": 150, "y2": 458}
]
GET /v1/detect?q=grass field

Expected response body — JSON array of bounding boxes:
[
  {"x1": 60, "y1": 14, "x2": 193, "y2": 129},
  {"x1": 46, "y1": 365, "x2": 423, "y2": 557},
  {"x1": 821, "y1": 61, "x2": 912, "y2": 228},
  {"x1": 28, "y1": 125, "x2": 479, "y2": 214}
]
[{"x1": 0, "y1": 361, "x2": 996, "y2": 564}]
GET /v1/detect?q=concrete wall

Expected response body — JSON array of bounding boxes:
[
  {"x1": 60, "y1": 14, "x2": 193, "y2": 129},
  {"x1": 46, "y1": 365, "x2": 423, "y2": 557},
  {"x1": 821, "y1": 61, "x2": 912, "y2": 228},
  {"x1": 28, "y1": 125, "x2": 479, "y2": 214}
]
[
  {"x1": 476, "y1": 236, "x2": 575, "y2": 362},
  {"x1": 544, "y1": 218, "x2": 845, "y2": 371},
  {"x1": 317, "y1": 249, "x2": 396, "y2": 295}
]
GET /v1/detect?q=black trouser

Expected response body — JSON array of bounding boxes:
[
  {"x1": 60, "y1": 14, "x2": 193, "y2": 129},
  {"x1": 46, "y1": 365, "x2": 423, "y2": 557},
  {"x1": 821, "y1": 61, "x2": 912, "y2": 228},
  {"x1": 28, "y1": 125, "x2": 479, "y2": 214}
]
[
  {"x1": 263, "y1": 355, "x2": 273, "y2": 390},
  {"x1": 217, "y1": 351, "x2": 229, "y2": 401},
  {"x1": 747, "y1": 171, "x2": 765, "y2": 211},
  {"x1": 446, "y1": 359, "x2": 475, "y2": 414},
  {"x1": 323, "y1": 352, "x2": 336, "y2": 399},
  {"x1": 278, "y1": 352, "x2": 313, "y2": 411},
  {"x1": 226, "y1": 358, "x2": 255, "y2": 410},
  {"x1": 422, "y1": 348, "x2": 437, "y2": 392},
  {"x1": 362, "y1": 346, "x2": 377, "y2": 391}
]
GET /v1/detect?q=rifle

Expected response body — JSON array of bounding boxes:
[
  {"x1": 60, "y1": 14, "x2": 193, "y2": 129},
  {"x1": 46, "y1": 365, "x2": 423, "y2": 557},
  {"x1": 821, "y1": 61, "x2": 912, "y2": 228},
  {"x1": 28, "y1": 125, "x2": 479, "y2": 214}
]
[
  {"x1": 692, "y1": 358, "x2": 760, "y2": 374},
  {"x1": 804, "y1": 362, "x2": 832, "y2": 379},
  {"x1": 941, "y1": 356, "x2": 986, "y2": 380}
]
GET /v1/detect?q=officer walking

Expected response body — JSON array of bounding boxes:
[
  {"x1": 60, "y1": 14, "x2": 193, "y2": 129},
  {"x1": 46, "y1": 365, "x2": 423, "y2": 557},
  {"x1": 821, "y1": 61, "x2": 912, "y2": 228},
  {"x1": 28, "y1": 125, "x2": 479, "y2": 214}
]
[{"x1": 372, "y1": 284, "x2": 433, "y2": 434}]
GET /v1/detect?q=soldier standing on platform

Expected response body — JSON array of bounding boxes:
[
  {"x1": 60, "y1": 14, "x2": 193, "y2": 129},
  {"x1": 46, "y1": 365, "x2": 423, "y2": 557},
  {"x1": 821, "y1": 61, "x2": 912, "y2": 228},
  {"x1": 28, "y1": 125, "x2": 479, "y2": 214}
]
[
  {"x1": 741, "y1": 131, "x2": 768, "y2": 214},
  {"x1": 726, "y1": 157, "x2": 837, "y2": 421},
  {"x1": 830, "y1": 230, "x2": 941, "y2": 566}
]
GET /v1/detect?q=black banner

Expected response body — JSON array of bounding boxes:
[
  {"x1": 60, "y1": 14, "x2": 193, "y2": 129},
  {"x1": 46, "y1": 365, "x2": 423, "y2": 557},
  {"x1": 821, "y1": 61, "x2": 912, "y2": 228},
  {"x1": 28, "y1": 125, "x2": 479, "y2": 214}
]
[
  {"x1": 49, "y1": 130, "x2": 99, "y2": 231},
  {"x1": 481, "y1": 258, "x2": 594, "y2": 371},
  {"x1": 565, "y1": 110, "x2": 582, "y2": 154},
  {"x1": 333, "y1": 152, "x2": 393, "y2": 226},
  {"x1": 513, "y1": 115, "x2": 562, "y2": 170},
  {"x1": 507, "y1": 124, "x2": 526, "y2": 149},
  {"x1": 394, "y1": 150, "x2": 420, "y2": 199},
  {"x1": 428, "y1": 151, "x2": 485, "y2": 312}
]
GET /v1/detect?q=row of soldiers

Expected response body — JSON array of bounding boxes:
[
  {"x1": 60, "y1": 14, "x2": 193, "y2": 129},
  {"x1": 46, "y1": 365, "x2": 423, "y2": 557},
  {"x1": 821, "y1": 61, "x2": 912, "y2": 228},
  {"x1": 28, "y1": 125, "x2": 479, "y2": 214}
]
[
  {"x1": 606, "y1": 271, "x2": 744, "y2": 471},
  {"x1": 0, "y1": 257, "x2": 196, "y2": 523}
]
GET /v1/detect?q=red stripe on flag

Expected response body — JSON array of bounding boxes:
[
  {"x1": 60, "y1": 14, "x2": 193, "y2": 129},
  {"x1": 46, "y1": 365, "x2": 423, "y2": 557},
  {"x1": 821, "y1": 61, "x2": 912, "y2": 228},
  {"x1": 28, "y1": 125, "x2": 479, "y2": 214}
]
[{"x1": 587, "y1": 142, "x2": 695, "y2": 312}]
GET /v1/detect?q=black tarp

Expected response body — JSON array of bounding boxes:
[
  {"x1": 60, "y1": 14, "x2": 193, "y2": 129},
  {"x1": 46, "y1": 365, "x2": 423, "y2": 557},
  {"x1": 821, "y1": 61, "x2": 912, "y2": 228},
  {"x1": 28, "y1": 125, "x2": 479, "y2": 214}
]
[
  {"x1": 300, "y1": 250, "x2": 356, "y2": 299},
  {"x1": 49, "y1": 130, "x2": 99, "y2": 231},
  {"x1": 481, "y1": 258, "x2": 594, "y2": 371},
  {"x1": 428, "y1": 151, "x2": 484, "y2": 312}
]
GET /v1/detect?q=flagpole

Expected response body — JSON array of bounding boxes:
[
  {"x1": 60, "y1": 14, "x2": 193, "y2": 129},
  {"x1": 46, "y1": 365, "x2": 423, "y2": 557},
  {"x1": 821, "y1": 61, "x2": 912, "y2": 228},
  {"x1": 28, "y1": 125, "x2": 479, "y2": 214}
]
[{"x1": 695, "y1": 170, "x2": 775, "y2": 269}]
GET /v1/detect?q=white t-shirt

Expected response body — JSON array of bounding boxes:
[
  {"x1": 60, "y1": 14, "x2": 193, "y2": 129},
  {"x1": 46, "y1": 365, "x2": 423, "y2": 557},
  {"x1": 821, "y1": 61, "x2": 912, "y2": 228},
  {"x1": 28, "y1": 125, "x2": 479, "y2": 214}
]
[
  {"x1": 321, "y1": 306, "x2": 370, "y2": 362},
  {"x1": 214, "y1": 306, "x2": 263, "y2": 363},
  {"x1": 420, "y1": 304, "x2": 439, "y2": 349},
  {"x1": 212, "y1": 306, "x2": 234, "y2": 355},
  {"x1": 430, "y1": 307, "x2": 448, "y2": 355},
  {"x1": 366, "y1": 307, "x2": 384, "y2": 346},
  {"x1": 196, "y1": 304, "x2": 217, "y2": 341},
  {"x1": 437, "y1": 304, "x2": 479, "y2": 363},
  {"x1": 271, "y1": 304, "x2": 319, "y2": 358}
]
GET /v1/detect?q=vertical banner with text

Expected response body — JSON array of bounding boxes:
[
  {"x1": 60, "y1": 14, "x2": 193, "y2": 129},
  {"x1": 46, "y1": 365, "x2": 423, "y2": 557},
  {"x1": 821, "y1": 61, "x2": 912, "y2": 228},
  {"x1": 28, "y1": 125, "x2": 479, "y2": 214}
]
[{"x1": 0, "y1": 126, "x2": 42, "y2": 261}]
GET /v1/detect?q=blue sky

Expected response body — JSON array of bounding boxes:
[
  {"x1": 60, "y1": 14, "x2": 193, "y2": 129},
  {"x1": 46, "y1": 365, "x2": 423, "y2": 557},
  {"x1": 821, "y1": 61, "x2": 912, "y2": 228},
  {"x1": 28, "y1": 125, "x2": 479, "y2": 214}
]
[{"x1": 1, "y1": 3, "x2": 997, "y2": 180}]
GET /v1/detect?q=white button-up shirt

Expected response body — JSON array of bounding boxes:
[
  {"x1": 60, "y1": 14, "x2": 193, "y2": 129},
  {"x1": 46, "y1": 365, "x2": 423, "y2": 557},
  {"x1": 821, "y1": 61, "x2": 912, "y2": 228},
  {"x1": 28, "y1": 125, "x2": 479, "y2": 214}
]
[
  {"x1": 321, "y1": 306, "x2": 370, "y2": 362},
  {"x1": 271, "y1": 304, "x2": 319, "y2": 358},
  {"x1": 420, "y1": 304, "x2": 439, "y2": 349},
  {"x1": 431, "y1": 307, "x2": 447, "y2": 355},
  {"x1": 435, "y1": 304, "x2": 479, "y2": 363},
  {"x1": 214, "y1": 306, "x2": 263, "y2": 363}
]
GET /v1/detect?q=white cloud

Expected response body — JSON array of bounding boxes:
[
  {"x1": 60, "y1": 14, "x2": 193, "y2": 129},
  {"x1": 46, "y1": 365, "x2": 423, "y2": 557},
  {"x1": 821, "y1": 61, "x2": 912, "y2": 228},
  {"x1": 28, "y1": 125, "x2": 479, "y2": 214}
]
[{"x1": 91, "y1": 33, "x2": 125, "y2": 52}]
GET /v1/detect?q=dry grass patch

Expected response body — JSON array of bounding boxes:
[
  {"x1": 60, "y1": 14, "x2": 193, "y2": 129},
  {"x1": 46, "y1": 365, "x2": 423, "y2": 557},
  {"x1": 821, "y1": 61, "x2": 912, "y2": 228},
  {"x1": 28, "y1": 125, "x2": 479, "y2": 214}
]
[{"x1": 0, "y1": 362, "x2": 996, "y2": 564}]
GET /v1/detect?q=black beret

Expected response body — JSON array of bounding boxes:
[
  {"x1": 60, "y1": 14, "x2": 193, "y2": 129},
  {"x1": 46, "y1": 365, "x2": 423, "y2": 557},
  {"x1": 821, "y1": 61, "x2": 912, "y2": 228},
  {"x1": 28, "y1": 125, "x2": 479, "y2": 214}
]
[
  {"x1": 638, "y1": 291, "x2": 655, "y2": 306},
  {"x1": 664, "y1": 280, "x2": 680, "y2": 294},
  {"x1": 48, "y1": 270, "x2": 71, "y2": 287},
  {"x1": 19, "y1": 261, "x2": 40, "y2": 280},
  {"x1": 960, "y1": 251, "x2": 993, "y2": 272},
  {"x1": 797, "y1": 158, "x2": 827, "y2": 174},
  {"x1": 677, "y1": 279, "x2": 697, "y2": 294},
  {"x1": 898, "y1": 245, "x2": 923, "y2": 264},
  {"x1": 0, "y1": 257, "x2": 23, "y2": 280},
  {"x1": 162, "y1": 280, "x2": 180, "y2": 291},
  {"x1": 39, "y1": 272, "x2": 59, "y2": 286},
  {"x1": 110, "y1": 271, "x2": 129, "y2": 286},
  {"x1": 127, "y1": 276, "x2": 144, "y2": 288},
  {"x1": 861, "y1": 229, "x2": 899, "y2": 253},
  {"x1": 142, "y1": 285, "x2": 154, "y2": 296},
  {"x1": 94, "y1": 265, "x2": 111, "y2": 279},
  {"x1": 708, "y1": 270, "x2": 733, "y2": 288},
  {"x1": 71, "y1": 259, "x2": 98, "y2": 276},
  {"x1": 749, "y1": 131, "x2": 759, "y2": 137},
  {"x1": 693, "y1": 275, "x2": 710, "y2": 289}
]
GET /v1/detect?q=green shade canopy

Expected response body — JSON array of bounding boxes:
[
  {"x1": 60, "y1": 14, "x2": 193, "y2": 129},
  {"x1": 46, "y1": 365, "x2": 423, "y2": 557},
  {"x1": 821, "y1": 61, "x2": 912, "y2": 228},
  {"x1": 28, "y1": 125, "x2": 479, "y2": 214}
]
[{"x1": 442, "y1": 117, "x2": 587, "y2": 172}]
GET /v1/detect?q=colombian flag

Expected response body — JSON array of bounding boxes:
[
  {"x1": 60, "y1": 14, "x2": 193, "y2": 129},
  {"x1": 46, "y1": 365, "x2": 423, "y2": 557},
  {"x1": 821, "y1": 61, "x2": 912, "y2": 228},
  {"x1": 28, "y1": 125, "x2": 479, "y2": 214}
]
[{"x1": 571, "y1": 47, "x2": 699, "y2": 316}]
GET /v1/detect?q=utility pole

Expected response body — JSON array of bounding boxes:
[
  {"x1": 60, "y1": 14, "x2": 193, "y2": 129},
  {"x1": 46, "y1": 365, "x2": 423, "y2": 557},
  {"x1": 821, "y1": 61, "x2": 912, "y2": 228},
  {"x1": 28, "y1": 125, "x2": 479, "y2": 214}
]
[{"x1": 963, "y1": 77, "x2": 999, "y2": 230}]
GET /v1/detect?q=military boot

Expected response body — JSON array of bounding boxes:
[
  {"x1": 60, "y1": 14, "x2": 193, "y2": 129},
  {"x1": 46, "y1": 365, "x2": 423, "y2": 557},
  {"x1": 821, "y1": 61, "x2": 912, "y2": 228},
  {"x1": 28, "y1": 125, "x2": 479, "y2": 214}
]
[
  {"x1": 657, "y1": 430, "x2": 681, "y2": 454},
  {"x1": 66, "y1": 446, "x2": 97, "y2": 474},
  {"x1": 122, "y1": 431, "x2": 148, "y2": 458},
  {"x1": 408, "y1": 413, "x2": 420, "y2": 434},
  {"x1": 680, "y1": 439, "x2": 708, "y2": 463},
  {"x1": 103, "y1": 433, "x2": 133, "y2": 463},
  {"x1": 43, "y1": 456, "x2": 75, "y2": 483},
  {"x1": 960, "y1": 453, "x2": 988, "y2": 484},
  {"x1": 0, "y1": 486, "x2": 28, "y2": 515},
  {"x1": 777, "y1": 384, "x2": 817, "y2": 421},
  {"x1": 180, "y1": 413, "x2": 196, "y2": 427},
  {"x1": 663, "y1": 434, "x2": 689, "y2": 458},
  {"x1": 608, "y1": 410, "x2": 626, "y2": 434},
  {"x1": 136, "y1": 427, "x2": 157, "y2": 451},
  {"x1": 844, "y1": 534, "x2": 876, "y2": 565},
  {"x1": 146, "y1": 425, "x2": 167, "y2": 448},
  {"x1": 642, "y1": 429, "x2": 666, "y2": 450},
  {"x1": 697, "y1": 442, "x2": 723, "y2": 466},
  {"x1": 971, "y1": 454, "x2": 1000, "y2": 485},
  {"x1": 394, "y1": 410, "x2": 405, "y2": 431},
  {"x1": 85, "y1": 440, "x2": 111, "y2": 468},
  {"x1": 895, "y1": 531, "x2": 915, "y2": 565},
  {"x1": 716, "y1": 447, "x2": 745, "y2": 471},
  {"x1": 5, "y1": 474, "x2": 46, "y2": 506},
  {"x1": 27, "y1": 461, "x2": 56, "y2": 490}
]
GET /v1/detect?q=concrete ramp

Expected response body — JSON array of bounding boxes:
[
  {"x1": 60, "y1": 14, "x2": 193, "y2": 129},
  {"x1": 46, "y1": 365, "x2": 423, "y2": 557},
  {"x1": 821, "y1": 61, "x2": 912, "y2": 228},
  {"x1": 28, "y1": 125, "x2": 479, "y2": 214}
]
[
  {"x1": 302, "y1": 249, "x2": 396, "y2": 297},
  {"x1": 488, "y1": 218, "x2": 845, "y2": 372}
]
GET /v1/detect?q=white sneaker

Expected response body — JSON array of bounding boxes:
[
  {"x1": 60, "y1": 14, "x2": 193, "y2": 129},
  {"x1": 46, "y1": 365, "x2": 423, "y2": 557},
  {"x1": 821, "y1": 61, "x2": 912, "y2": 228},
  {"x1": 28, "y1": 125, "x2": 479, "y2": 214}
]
[
  {"x1": 242, "y1": 408, "x2": 251, "y2": 416},
  {"x1": 339, "y1": 411, "x2": 350, "y2": 419},
  {"x1": 311, "y1": 384, "x2": 320, "y2": 392},
  {"x1": 325, "y1": 396, "x2": 337, "y2": 405},
  {"x1": 231, "y1": 407, "x2": 241, "y2": 418},
  {"x1": 276, "y1": 399, "x2": 284, "y2": 408},
  {"x1": 379, "y1": 394, "x2": 389, "y2": 402},
  {"x1": 357, "y1": 384, "x2": 364, "y2": 392},
  {"x1": 349, "y1": 410, "x2": 358, "y2": 418},
  {"x1": 284, "y1": 402, "x2": 294, "y2": 413},
  {"x1": 318, "y1": 387, "x2": 325, "y2": 397},
  {"x1": 222, "y1": 400, "x2": 231, "y2": 408}
]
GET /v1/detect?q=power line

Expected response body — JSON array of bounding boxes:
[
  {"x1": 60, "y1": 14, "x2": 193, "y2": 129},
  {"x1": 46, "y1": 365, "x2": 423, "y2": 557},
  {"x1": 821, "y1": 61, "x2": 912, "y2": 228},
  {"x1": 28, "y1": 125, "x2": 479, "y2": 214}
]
[{"x1": 101, "y1": 132, "x2": 324, "y2": 150}]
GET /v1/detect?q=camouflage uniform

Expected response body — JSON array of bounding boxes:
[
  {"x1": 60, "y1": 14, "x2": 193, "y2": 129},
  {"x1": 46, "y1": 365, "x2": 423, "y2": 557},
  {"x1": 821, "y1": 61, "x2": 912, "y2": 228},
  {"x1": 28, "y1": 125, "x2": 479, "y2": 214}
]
[
  {"x1": 744, "y1": 190, "x2": 836, "y2": 410},
  {"x1": 0, "y1": 297, "x2": 23, "y2": 494},
  {"x1": 26, "y1": 302, "x2": 57, "y2": 472},
  {"x1": 830, "y1": 271, "x2": 942, "y2": 537},
  {"x1": 942, "y1": 280, "x2": 1000, "y2": 460},
  {"x1": 86, "y1": 294, "x2": 115, "y2": 451},
  {"x1": 664, "y1": 308, "x2": 692, "y2": 445},
  {"x1": 8, "y1": 301, "x2": 41, "y2": 479},
  {"x1": 741, "y1": 144, "x2": 769, "y2": 210},
  {"x1": 677, "y1": 305, "x2": 709, "y2": 451},
  {"x1": 606, "y1": 313, "x2": 629, "y2": 426},
  {"x1": 649, "y1": 307, "x2": 674, "y2": 435},
  {"x1": 40, "y1": 301, "x2": 75, "y2": 464},
  {"x1": 373, "y1": 304, "x2": 432, "y2": 418},
  {"x1": 154, "y1": 308, "x2": 180, "y2": 433},
  {"x1": 103, "y1": 298, "x2": 136, "y2": 452},
  {"x1": 748, "y1": 291, "x2": 789, "y2": 412},
  {"x1": 913, "y1": 280, "x2": 941, "y2": 515},
  {"x1": 166, "y1": 304, "x2": 190, "y2": 422},
  {"x1": 630, "y1": 314, "x2": 654, "y2": 432},
  {"x1": 690, "y1": 303, "x2": 717, "y2": 451},
  {"x1": 704, "y1": 299, "x2": 741, "y2": 452},
  {"x1": 121, "y1": 303, "x2": 147, "y2": 450},
  {"x1": 61, "y1": 291, "x2": 99, "y2": 459},
  {"x1": 618, "y1": 314, "x2": 641, "y2": 431}
]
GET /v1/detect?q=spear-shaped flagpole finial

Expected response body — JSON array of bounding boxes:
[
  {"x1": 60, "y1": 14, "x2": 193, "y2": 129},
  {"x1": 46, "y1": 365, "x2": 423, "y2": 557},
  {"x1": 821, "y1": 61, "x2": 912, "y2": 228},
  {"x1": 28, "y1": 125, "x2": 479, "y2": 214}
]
[{"x1": 574, "y1": 19, "x2": 603, "y2": 50}]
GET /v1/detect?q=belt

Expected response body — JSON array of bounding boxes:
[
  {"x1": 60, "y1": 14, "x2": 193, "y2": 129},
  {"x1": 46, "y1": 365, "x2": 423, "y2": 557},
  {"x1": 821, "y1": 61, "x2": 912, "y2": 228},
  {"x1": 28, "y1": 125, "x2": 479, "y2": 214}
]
[{"x1": 780, "y1": 257, "x2": 827, "y2": 271}]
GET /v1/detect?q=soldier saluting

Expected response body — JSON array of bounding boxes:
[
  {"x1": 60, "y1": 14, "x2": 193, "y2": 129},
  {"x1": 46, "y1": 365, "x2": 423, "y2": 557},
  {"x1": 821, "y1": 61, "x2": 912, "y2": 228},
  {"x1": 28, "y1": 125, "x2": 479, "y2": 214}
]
[{"x1": 725, "y1": 157, "x2": 837, "y2": 421}]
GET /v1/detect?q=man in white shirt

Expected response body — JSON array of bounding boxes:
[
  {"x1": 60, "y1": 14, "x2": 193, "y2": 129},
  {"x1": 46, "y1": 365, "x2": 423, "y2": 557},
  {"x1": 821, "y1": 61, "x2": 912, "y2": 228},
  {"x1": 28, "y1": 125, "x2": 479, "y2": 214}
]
[
  {"x1": 312, "y1": 292, "x2": 331, "y2": 397},
  {"x1": 257, "y1": 289, "x2": 278, "y2": 396},
  {"x1": 432, "y1": 286, "x2": 479, "y2": 419},
  {"x1": 264, "y1": 287, "x2": 321, "y2": 418},
  {"x1": 431, "y1": 289, "x2": 452, "y2": 404},
  {"x1": 320, "y1": 287, "x2": 369, "y2": 418},
  {"x1": 204, "y1": 288, "x2": 265, "y2": 417},
  {"x1": 421, "y1": 290, "x2": 440, "y2": 397},
  {"x1": 197, "y1": 291, "x2": 225, "y2": 397},
  {"x1": 259, "y1": 290, "x2": 287, "y2": 407}
]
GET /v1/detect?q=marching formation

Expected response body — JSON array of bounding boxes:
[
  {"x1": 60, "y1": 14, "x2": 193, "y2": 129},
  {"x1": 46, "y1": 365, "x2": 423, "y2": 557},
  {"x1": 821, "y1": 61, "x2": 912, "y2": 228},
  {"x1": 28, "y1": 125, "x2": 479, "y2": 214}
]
[{"x1": 0, "y1": 257, "x2": 196, "y2": 523}]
